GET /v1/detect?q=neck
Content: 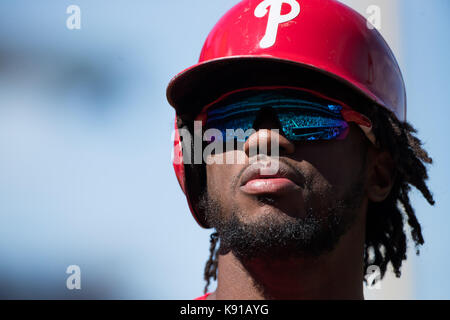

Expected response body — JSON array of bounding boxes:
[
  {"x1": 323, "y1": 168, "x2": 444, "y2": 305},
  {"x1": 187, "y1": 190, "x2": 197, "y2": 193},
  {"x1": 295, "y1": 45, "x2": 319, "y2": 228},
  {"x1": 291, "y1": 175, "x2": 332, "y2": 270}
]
[{"x1": 207, "y1": 211, "x2": 366, "y2": 300}]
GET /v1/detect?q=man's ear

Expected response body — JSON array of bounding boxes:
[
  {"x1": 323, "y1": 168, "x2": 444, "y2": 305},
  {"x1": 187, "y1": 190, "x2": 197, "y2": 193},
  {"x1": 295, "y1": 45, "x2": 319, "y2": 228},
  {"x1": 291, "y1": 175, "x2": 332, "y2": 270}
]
[{"x1": 366, "y1": 149, "x2": 396, "y2": 202}]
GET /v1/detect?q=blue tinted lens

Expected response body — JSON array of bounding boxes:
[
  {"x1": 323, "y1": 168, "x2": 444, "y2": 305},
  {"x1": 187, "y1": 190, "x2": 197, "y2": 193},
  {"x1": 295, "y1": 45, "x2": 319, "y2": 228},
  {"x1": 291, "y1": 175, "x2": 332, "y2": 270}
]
[
  {"x1": 205, "y1": 102, "x2": 258, "y2": 142},
  {"x1": 205, "y1": 91, "x2": 349, "y2": 143},
  {"x1": 274, "y1": 106, "x2": 348, "y2": 141}
]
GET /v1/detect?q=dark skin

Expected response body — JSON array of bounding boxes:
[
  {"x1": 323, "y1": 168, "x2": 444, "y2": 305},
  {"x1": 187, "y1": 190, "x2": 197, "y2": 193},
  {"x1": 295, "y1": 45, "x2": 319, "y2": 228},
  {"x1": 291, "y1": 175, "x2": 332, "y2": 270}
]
[{"x1": 203, "y1": 113, "x2": 396, "y2": 300}]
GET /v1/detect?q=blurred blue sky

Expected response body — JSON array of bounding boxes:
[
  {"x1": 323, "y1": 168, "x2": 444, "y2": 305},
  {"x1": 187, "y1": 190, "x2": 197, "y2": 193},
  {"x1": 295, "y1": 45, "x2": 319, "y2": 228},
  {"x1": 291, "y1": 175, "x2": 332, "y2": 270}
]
[
  {"x1": 0, "y1": 0, "x2": 448, "y2": 299},
  {"x1": 401, "y1": 0, "x2": 450, "y2": 299}
]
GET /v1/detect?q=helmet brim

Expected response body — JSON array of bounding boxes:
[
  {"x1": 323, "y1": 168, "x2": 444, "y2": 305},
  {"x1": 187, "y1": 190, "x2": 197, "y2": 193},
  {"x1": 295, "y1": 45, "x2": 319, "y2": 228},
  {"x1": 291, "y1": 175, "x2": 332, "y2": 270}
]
[{"x1": 166, "y1": 56, "x2": 385, "y2": 120}]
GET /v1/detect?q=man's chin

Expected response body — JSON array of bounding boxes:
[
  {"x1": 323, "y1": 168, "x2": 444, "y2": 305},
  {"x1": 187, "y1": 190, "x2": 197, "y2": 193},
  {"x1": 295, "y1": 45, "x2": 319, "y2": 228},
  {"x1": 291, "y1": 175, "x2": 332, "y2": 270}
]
[
  {"x1": 213, "y1": 210, "x2": 348, "y2": 262},
  {"x1": 236, "y1": 194, "x2": 310, "y2": 221},
  {"x1": 233, "y1": 205, "x2": 301, "y2": 225}
]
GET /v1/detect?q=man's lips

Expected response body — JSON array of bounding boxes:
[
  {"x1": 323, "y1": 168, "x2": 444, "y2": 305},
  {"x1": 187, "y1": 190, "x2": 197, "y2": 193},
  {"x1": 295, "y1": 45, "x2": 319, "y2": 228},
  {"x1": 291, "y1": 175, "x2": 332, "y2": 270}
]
[
  {"x1": 240, "y1": 178, "x2": 300, "y2": 194},
  {"x1": 239, "y1": 162, "x2": 303, "y2": 195}
]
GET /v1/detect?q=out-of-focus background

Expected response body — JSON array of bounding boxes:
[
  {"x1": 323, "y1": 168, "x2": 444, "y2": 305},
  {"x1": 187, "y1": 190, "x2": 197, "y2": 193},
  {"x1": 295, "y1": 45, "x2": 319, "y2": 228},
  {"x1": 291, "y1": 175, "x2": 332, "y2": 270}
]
[{"x1": 0, "y1": 0, "x2": 448, "y2": 299}]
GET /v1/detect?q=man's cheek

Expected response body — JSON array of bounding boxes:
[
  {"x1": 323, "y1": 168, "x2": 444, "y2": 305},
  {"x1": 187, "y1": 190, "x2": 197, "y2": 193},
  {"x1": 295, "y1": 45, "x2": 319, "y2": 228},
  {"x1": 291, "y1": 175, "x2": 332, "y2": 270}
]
[
  {"x1": 304, "y1": 173, "x2": 336, "y2": 209},
  {"x1": 206, "y1": 165, "x2": 233, "y2": 208}
]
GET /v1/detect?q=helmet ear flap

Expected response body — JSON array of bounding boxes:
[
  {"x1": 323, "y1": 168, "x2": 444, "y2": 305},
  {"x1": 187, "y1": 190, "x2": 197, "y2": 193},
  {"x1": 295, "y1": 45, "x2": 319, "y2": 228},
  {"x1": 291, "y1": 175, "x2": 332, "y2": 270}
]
[{"x1": 173, "y1": 116, "x2": 210, "y2": 228}]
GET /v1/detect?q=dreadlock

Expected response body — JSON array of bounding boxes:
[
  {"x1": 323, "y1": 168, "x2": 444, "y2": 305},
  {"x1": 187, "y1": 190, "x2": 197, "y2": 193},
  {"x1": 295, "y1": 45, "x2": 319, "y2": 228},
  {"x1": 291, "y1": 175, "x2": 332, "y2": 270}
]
[
  {"x1": 203, "y1": 232, "x2": 219, "y2": 294},
  {"x1": 362, "y1": 104, "x2": 435, "y2": 279},
  {"x1": 201, "y1": 103, "x2": 435, "y2": 293}
]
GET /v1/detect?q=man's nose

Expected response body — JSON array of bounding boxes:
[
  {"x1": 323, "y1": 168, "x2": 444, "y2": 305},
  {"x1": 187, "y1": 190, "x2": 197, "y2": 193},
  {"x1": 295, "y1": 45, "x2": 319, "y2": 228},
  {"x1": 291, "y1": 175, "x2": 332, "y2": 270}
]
[{"x1": 243, "y1": 108, "x2": 295, "y2": 157}]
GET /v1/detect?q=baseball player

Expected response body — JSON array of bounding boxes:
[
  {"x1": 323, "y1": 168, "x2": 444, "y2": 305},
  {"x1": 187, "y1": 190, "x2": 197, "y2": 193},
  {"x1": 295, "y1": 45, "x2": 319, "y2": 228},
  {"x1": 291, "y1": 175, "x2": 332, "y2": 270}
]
[{"x1": 166, "y1": 0, "x2": 434, "y2": 300}]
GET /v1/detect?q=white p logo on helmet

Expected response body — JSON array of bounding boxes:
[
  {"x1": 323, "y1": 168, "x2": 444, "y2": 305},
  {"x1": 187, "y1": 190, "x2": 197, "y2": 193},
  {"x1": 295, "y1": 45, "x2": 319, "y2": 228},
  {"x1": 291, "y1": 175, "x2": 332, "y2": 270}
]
[{"x1": 255, "y1": 0, "x2": 301, "y2": 49}]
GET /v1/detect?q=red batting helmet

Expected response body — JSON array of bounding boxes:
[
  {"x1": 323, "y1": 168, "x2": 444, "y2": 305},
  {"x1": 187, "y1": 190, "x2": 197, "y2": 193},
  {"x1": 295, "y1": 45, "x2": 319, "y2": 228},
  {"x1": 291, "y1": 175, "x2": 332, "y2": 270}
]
[{"x1": 167, "y1": 0, "x2": 407, "y2": 228}]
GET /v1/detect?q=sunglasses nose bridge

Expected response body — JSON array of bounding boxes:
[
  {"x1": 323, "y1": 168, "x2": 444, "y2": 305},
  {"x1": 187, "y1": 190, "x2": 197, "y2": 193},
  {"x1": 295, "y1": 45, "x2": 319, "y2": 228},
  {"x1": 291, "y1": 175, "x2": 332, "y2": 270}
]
[{"x1": 252, "y1": 106, "x2": 283, "y2": 132}]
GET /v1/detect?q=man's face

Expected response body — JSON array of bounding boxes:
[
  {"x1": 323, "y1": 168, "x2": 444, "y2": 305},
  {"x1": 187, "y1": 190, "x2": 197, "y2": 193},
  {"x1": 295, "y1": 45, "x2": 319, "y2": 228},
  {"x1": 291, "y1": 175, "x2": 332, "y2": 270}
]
[{"x1": 200, "y1": 115, "x2": 370, "y2": 261}]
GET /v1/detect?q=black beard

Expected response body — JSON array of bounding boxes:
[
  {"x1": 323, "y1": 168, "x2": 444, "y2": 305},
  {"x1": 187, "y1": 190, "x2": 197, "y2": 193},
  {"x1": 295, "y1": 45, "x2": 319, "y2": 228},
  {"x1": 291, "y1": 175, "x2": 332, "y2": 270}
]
[{"x1": 198, "y1": 178, "x2": 365, "y2": 262}]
